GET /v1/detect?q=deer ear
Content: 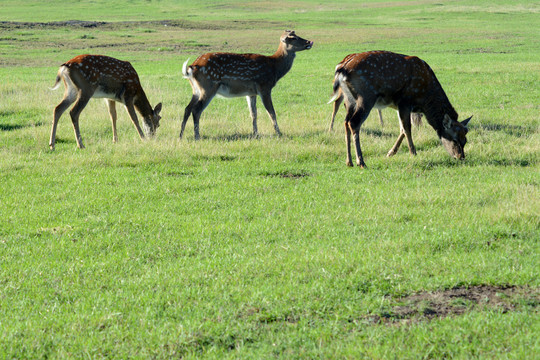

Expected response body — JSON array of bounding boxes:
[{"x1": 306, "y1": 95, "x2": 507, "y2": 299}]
[
  {"x1": 443, "y1": 114, "x2": 453, "y2": 129},
  {"x1": 154, "y1": 102, "x2": 162, "y2": 115},
  {"x1": 461, "y1": 115, "x2": 472, "y2": 128}
]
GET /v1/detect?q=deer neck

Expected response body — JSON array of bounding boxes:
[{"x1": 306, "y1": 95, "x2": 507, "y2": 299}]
[
  {"x1": 423, "y1": 84, "x2": 459, "y2": 135},
  {"x1": 133, "y1": 91, "x2": 152, "y2": 118},
  {"x1": 271, "y1": 42, "x2": 297, "y2": 81}
]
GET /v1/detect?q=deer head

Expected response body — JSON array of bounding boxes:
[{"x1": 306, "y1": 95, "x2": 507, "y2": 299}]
[
  {"x1": 280, "y1": 30, "x2": 313, "y2": 52},
  {"x1": 142, "y1": 102, "x2": 162, "y2": 137},
  {"x1": 441, "y1": 115, "x2": 472, "y2": 159}
]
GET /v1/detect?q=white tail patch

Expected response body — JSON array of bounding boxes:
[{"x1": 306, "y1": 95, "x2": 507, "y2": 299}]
[
  {"x1": 327, "y1": 93, "x2": 339, "y2": 104},
  {"x1": 182, "y1": 59, "x2": 191, "y2": 78},
  {"x1": 337, "y1": 73, "x2": 356, "y2": 108}
]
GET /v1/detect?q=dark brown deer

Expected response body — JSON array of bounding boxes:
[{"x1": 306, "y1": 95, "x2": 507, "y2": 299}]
[
  {"x1": 328, "y1": 88, "x2": 423, "y2": 131},
  {"x1": 180, "y1": 30, "x2": 313, "y2": 139},
  {"x1": 330, "y1": 51, "x2": 471, "y2": 167},
  {"x1": 50, "y1": 54, "x2": 162, "y2": 150}
]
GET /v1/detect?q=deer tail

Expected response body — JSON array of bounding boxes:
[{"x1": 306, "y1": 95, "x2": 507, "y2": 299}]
[
  {"x1": 49, "y1": 66, "x2": 67, "y2": 91},
  {"x1": 182, "y1": 59, "x2": 192, "y2": 79}
]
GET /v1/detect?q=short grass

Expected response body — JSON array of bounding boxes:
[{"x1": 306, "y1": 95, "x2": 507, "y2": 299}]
[{"x1": 0, "y1": 0, "x2": 539, "y2": 358}]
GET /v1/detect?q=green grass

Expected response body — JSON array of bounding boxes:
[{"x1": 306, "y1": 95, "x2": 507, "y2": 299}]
[{"x1": 1, "y1": 0, "x2": 539, "y2": 358}]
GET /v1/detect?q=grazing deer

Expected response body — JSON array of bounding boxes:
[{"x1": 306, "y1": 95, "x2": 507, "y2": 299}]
[
  {"x1": 50, "y1": 54, "x2": 162, "y2": 150},
  {"x1": 329, "y1": 51, "x2": 471, "y2": 167},
  {"x1": 328, "y1": 88, "x2": 423, "y2": 131},
  {"x1": 180, "y1": 30, "x2": 313, "y2": 139}
]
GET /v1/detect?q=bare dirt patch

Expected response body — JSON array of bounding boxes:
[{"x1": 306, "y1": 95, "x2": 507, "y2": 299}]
[{"x1": 366, "y1": 285, "x2": 538, "y2": 325}]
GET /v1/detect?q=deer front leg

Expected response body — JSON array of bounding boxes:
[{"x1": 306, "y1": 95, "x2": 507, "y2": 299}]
[
  {"x1": 246, "y1": 95, "x2": 258, "y2": 136},
  {"x1": 106, "y1": 100, "x2": 118, "y2": 143},
  {"x1": 125, "y1": 102, "x2": 145, "y2": 140},
  {"x1": 377, "y1": 109, "x2": 384, "y2": 127},
  {"x1": 69, "y1": 94, "x2": 91, "y2": 149},
  {"x1": 399, "y1": 107, "x2": 416, "y2": 156},
  {"x1": 260, "y1": 92, "x2": 281, "y2": 136},
  {"x1": 388, "y1": 132, "x2": 405, "y2": 157}
]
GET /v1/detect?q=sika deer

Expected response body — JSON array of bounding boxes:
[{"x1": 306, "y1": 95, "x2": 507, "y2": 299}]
[
  {"x1": 329, "y1": 51, "x2": 471, "y2": 167},
  {"x1": 328, "y1": 88, "x2": 423, "y2": 131},
  {"x1": 50, "y1": 54, "x2": 162, "y2": 150},
  {"x1": 180, "y1": 30, "x2": 313, "y2": 139}
]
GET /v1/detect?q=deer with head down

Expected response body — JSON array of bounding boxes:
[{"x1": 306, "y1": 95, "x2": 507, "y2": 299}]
[
  {"x1": 328, "y1": 87, "x2": 423, "y2": 131},
  {"x1": 330, "y1": 51, "x2": 471, "y2": 167},
  {"x1": 180, "y1": 30, "x2": 313, "y2": 139},
  {"x1": 50, "y1": 54, "x2": 162, "y2": 150}
]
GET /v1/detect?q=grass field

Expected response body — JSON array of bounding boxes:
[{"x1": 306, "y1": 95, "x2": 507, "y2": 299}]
[{"x1": 1, "y1": 0, "x2": 539, "y2": 358}]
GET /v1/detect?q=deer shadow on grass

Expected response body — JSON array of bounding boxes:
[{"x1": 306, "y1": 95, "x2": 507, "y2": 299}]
[{"x1": 476, "y1": 124, "x2": 536, "y2": 137}]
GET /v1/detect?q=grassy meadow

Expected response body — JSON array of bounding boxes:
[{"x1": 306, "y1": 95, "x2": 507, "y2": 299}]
[{"x1": 1, "y1": 0, "x2": 539, "y2": 358}]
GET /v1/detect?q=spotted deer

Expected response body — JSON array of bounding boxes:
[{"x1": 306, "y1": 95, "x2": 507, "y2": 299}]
[
  {"x1": 180, "y1": 30, "x2": 313, "y2": 139},
  {"x1": 329, "y1": 51, "x2": 471, "y2": 167},
  {"x1": 50, "y1": 54, "x2": 162, "y2": 150},
  {"x1": 328, "y1": 88, "x2": 423, "y2": 131}
]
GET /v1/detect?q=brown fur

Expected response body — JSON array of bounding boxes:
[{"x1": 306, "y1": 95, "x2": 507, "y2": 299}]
[
  {"x1": 180, "y1": 30, "x2": 313, "y2": 139},
  {"x1": 331, "y1": 51, "x2": 471, "y2": 167},
  {"x1": 50, "y1": 54, "x2": 162, "y2": 150}
]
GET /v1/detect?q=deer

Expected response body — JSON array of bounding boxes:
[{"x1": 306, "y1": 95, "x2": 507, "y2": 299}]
[
  {"x1": 49, "y1": 54, "x2": 162, "y2": 150},
  {"x1": 328, "y1": 52, "x2": 423, "y2": 132},
  {"x1": 180, "y1": 30, "x2": 313, "y2": 140},
  {"x1": 328, "y1": 88, "x2": 423, "y2": 131},
  {"x1": 329, "y1": 51, "x2": 471, "y2": 168}
]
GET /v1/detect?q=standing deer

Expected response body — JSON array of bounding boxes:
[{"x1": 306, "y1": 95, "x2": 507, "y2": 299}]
[
  {"x1": 329, "y1": 51, "x2": 471, "y2": 167},
  {"x1": 328, "y1": 88, "x2": 423, "y2": 131},
  {"x1": 180, "y1": 30, "x2": 313, "y2": 139},
  {"x1": 50, "y1": 54, "x2": 162, "y2": 150}
]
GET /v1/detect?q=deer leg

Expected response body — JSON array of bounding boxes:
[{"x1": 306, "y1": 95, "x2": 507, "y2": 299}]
[
  {"x1": 345, "y1": 122, "x2": 353, "y2": 167},
  {"x1": 387, "y1": 132, "x2": 406, "y2": 157},
  {"x1": 352, "y1": 126, "x2": 366, "y2": 168},
  {"x1": 106, "y1": 100, "x2": 118, "y2": 143},
  {"x1": 125, "y1": 102, "x2": 145, "y2": 140},
  {"x1": 68, "y1": 94, "x2": 91, "y2": 149},
  {"x1": 329, "y1": 95, "x2": 343, "y2": 132},
  {"x1": 190, "y1": 95, "x2": 214, "y2": 140},
  {"x1": 50, "y1": 92, "x2": 76, "y2": 150},
  {"x1": 348, "y1": 101, "x2": 371, "y2": 167},
  {"x1": 377, "y1": 109, "x2": 384, "y2": 127},
  {"x1": 180, "y1": 95, "x2": 197, "y2": 139},
  {"x1": 260, "y1": 92, "x2": 281, "y2": 136},
  {"x1": 399, "y1": 107, "x2": 416, "y2": 156},
  {"x1": 246, "y1": 95, "x2": 258, "y2": 136}
]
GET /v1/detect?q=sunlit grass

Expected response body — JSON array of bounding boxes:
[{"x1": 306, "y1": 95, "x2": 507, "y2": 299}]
[{"x1": 0, "y1": 0, "x2": 539, "y2": 358}]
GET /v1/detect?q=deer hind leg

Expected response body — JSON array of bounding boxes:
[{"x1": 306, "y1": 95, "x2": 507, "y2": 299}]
[
  {"x1": 329, "y1": 94, "x2": 343, "y2": 132},
  {"x1": 190, "y1": 94, "x2": 215, "y2": 140},
  {"x1": 106, "y1": 100, "x2": 118, "y2": 143},
  {"x1": 50, "y1": 89, "x2": 76, "y2": 150},
  {"x1": 69, "y1": 93, "x2": 91, "y2": 149},
  {"x1": 246, "y1": 96, "x2": 258, "y2": 136},
  {"x1": 180, "y1": 95, "x2": 197, "y2": 139},
  {"x1": 259, "y1": 92, "x2": 281, "y2": 136},
  {"x1": 348, "y1": 101, "x2": 372, "y2": 168}
]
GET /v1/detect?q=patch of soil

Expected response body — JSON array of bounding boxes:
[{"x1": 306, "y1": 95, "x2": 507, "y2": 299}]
[
  {"x1": 0, "y1": 19, "x2": 281, "y2": 32},
  {"x1": 260, "y1": 171, "x2": 311, "y2": 179},
  {"x1": 365, "y1": 285, "x2": 538, "y2": 325}
]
